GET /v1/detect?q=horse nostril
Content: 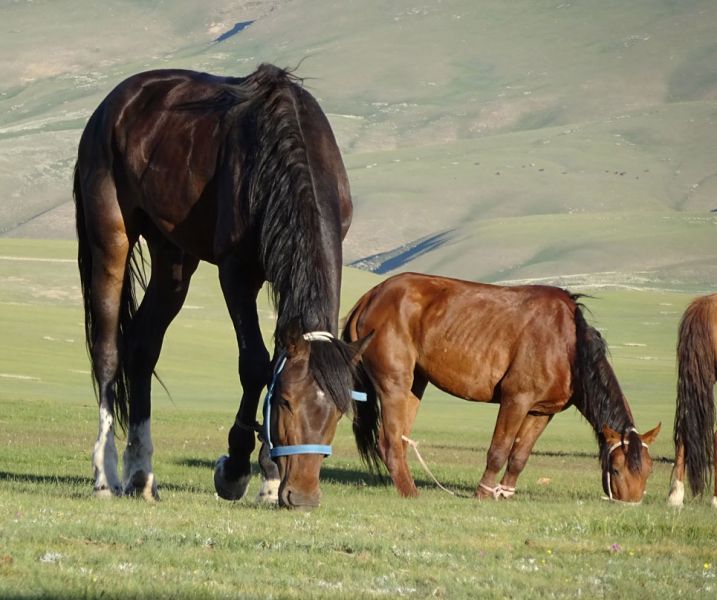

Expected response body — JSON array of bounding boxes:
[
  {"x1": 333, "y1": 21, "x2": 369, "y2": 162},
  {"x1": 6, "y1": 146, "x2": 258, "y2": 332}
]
[
  {"x1": 278, "y1": 485, "x2": 290, "y2": 508},
  {"x1": 279, "y1": 487, "x2": 320, "y2": 510}
]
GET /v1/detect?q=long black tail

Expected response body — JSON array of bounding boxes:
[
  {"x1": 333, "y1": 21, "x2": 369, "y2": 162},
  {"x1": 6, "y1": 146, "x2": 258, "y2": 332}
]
[
  {"x1": 74, "y1": 163, "x2": 143, "y2": 431},
  {"x1": 341, "y1": 298, "x2": 384, "y2": 474},
  {"x1": 572, "y1": 302, "x2": 642, "y2": 474},
  {"x1": 675, "y1": 296, "x2": 716, "y2": 496}
]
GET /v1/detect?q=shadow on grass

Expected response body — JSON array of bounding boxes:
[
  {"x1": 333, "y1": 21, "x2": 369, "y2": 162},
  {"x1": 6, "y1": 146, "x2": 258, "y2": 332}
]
[
  {"x1": 428, "y1": 444, "x2": 673, "y2": 463},
  {"x1": 0, "y1": 470, "x2": 91, "y2": 488},
  {"x1": 174, "y1": 457, "x2": 392, "y2": 487},
  {"x1": 177, "y1": 457, "x2": 216, "y2": 469},
  {"x1": 0, "y1": 470, "x2": 211, "y2": 495},
  {"x1": 172, "y1": 457, "x2": 480, "y2": 494},
  {"x1": 0, "y1": 468, "x2": 613, "y2": 504}
]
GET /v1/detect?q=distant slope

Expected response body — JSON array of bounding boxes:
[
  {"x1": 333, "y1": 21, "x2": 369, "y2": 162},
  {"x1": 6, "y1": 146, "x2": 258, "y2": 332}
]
[{"x1": 1, "y1": 0, "x2": 716, "y2": 290}]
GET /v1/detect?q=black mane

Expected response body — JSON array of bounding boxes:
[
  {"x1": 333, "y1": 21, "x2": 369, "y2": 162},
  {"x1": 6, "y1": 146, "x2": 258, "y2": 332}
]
[
  {"x1": 308, "y1": 338, "x2": 360, "y2": 414},
  {"x1": 273, "y1": 338, "x2": 358, "y2": 413},
  {"x1": 239, "y1": 65, "x2": 338, "y2": 338}
]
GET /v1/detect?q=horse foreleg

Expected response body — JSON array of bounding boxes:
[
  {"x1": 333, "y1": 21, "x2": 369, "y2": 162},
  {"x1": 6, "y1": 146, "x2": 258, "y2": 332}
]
[
  {"x1": 379, "y1": 388, "x2": 421, "y2": 497},
  {"x1": 477, "y1": 397, "x2": 530, "y2": 500},
  {"x1": 123, "y1": 245, "x2": 198, "y2": 501},
  {"x1": 214, "y1": 260, "x2": 270, "y2": 501},
  {"x1": 667, "y1": 439, "x2": 686, "y2": 507},
  {"x1": 499, "y1": 413, "x2": 553, "y2": 495}
]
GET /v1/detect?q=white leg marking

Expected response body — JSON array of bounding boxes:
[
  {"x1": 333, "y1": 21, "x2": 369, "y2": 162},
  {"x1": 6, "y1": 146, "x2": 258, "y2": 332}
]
[
  {"x1": 255, "y1": 478, "x2": 280, "y2": 504},
  {"x1": 711, "y1": 495, "x2": 717, "y2": 509},
  {"x1": 93, "y1": 406, "x2": 121, "y2": 497},
  {"x1": 666, "y1": 479, "x2": 685, "y2": 507},
  {"x1": 123, "y1": 419, "x2": 158, "y2": 500}
]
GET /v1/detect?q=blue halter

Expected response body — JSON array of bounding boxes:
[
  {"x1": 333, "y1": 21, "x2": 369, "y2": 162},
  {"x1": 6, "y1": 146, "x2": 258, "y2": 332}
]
[{"x1": 262, "y1": 332, "x2": 367, "y2": 459}]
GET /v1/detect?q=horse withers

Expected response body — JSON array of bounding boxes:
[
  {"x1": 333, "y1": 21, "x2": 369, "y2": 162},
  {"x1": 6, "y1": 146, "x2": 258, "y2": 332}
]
[
  {"x1": 667, "y1": 294, "x2": 717, "y2": 508},
  {"x1": 75, "y1": 64, "x2": 369, "y2": 509},
  {"x1": 343, "y1": 272, "x2": 660, "y2": 503}
]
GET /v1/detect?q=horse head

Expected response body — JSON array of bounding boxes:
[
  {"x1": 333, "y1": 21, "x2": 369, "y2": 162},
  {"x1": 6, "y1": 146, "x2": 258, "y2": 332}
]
[
  {"x1": 265, "y1": 322, "x2": 372, "y2": 509},
  {"x1": 602, "y1": 424, "x2": 661, "y2": 503}
]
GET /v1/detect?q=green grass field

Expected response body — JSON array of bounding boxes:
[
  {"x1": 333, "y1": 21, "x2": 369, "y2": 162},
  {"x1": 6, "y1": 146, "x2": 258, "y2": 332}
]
[{"x1": 1, "y1": 239, "x2": 716, "y2": 599}]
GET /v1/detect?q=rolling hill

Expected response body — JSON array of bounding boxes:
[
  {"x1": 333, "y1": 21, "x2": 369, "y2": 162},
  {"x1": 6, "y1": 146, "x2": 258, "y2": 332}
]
[{"x1": 1, "y1": 0, "x2": 716, "y2": 290}]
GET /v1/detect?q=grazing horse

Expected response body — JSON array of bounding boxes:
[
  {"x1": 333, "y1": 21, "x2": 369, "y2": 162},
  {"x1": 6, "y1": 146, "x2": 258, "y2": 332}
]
[
  {"x1": 667, "y1": 294, "x2": 717, "y2": 508},
  {"x1": 343, "y1": 272, "x2": 660, "y2": 502},
  {"x1": 75, "y1": 64, "x2": 369, "y2": 509}
]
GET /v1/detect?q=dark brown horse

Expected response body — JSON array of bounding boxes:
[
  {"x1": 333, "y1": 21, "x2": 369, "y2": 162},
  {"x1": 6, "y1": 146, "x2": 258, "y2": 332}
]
[
  {"x1": 75, "y1": 64, "x2": 369, "y2": 509},
  {"x1": 343, "y1": 272, "x2": 660, "y2": 503},
  {"x1": 667, "y1": 294, "x2": 717, "y2": 508}
]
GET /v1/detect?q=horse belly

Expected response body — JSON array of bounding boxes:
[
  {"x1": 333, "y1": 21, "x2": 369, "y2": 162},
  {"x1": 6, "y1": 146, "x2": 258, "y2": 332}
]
[
  {"x1": 138, "y1": 171, "x2": 225, "y2": 262},
  {"x1": 421, "y1": 347, "x2": 504, "y2": 403}
]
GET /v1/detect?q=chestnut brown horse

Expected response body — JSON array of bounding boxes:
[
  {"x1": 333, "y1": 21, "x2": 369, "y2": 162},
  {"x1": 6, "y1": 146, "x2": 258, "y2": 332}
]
[
  {"x1": 75, "y1": 64, "x2": 369, "y2": 509},
  {"x1": 343, "y1": 272, "x2": 661, "y2": 502},
  {"x1": 667, "y1": 294, "x2": 717, "y2": 508}
]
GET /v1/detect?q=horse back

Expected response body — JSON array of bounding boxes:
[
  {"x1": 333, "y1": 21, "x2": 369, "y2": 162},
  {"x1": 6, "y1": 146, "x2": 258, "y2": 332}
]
[{"x1": 346, "y1": 272, "x2": 577, "y2": 408}]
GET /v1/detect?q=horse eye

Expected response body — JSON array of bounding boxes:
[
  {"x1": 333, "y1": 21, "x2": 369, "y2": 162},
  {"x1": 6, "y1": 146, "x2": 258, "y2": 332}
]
[{"x1": 610, "y1": 468, "x2": 620, "y2": 477}]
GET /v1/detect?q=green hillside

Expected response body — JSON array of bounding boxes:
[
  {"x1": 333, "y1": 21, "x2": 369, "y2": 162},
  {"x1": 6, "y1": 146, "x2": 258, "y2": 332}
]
[{"x1": 1, "y1": 0, "x2": 716, "y2": 289}]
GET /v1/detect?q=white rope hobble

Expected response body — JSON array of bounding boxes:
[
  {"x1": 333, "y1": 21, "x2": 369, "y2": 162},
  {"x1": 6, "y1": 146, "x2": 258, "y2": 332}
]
[{"x1": 478, "y1": 482, "x2": 516, "y2": 500}]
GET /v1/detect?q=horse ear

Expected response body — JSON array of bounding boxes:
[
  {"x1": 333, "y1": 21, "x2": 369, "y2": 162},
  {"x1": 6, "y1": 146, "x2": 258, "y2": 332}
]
[
  {"x1": 602, "y1": 425, "x2": 621, "y2": 446},
  {"x1": 639, "y1": 422, "x2": 661, "y2": 446},
  {"x1": 348, "y1": 331, "x2": 375, "y2": 366},
  {"x1": 282, "y1": 319, "x2": 309, "y2": 358}
]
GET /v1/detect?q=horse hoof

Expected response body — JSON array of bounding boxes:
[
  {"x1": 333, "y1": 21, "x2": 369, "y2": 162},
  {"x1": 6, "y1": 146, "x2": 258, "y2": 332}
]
[
  {"x1": 124, "y1": 471, "x2": 159, "y2": 502},
  {"x1": 93, "y1": 485, "x2": 121, "y2": 499},
  {"x1": 255, "y1": 478, "x2": 280, "y2": 504},
  {"x1": 666, "y1": 480, "x2": 684, "y2": 507},
  {"x1": 214, "y1": 455, "x2": 251, "y2": 501}
]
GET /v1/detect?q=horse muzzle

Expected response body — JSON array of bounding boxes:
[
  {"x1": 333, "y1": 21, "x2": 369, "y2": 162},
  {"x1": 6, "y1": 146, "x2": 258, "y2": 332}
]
[{"x1": 278, "y1": 484, "x2": 321, "y2": 510}]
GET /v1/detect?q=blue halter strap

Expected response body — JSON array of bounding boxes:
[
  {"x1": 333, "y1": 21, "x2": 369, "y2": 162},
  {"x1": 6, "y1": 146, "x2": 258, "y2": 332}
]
[{"x1": 263, "y1": 331, "x2": 366, "y2": 458}]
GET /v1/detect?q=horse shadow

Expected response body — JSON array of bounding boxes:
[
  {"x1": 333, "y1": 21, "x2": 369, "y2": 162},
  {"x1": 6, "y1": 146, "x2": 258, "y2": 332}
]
[
  {"x1": 174, "y1": 457, "x2": 390, "y2": 488},
  {"x1": 174, "y1": 458, "x2": 479, "y2": 493},
  {"x1": 0, "y1": 469, "x2": 212, "y2": 496}
]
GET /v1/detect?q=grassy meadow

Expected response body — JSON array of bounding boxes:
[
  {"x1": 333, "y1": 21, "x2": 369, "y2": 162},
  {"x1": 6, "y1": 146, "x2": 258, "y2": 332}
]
[
  {"x1": 3, "y1": 0, "x2": 717, "y2": 288},
  {"x1": 1, "y1": 238, "x2": 716, "y2": 599}
]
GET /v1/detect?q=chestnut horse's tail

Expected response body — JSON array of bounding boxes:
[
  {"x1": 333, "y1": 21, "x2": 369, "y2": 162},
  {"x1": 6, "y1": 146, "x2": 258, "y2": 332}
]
[
  {"x1": 74, "y1": 163, "x2": 144, "y2": 431},
  {"x1": 674, "y1": 296, "x2": 716, "y2": 496},
  {"x1": 342, "y1": 296, "x2": 384, "y2": 474}
]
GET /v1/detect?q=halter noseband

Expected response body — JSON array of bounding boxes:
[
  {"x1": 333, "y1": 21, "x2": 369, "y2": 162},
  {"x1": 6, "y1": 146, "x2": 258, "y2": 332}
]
[
  {"x1": 604, "y1": 427, "x2": 649, "y2": 502},
  {"x1": 262, "y1": 331, "x2": 366, "y2": 459}
]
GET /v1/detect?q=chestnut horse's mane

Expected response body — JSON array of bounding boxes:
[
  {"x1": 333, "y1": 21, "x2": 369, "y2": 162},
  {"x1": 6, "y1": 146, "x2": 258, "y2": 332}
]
[{"x1": 572, "y1": 303, "x2": 643, "y2": 476}]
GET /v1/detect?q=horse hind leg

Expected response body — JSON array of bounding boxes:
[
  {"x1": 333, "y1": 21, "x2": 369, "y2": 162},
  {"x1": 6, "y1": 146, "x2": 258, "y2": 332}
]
[
  {"x1": 667, "y1": 440, "x2": 686, "y2": 507},
  {"x1": 85, "y1": 206, "x2": 132, "y2": 497},
  {"x1": 123, "y1": 242, "x2": 199, "y2": 501}
]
